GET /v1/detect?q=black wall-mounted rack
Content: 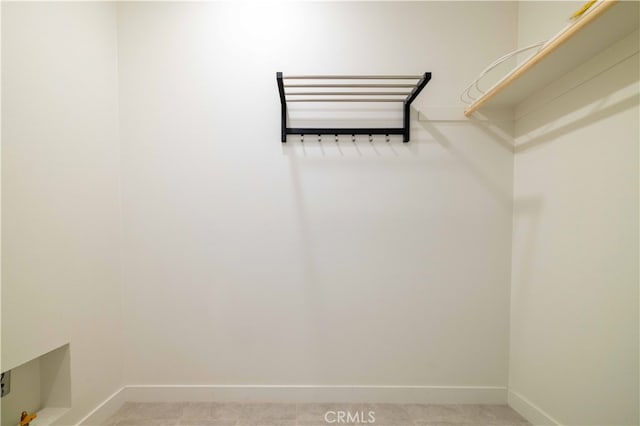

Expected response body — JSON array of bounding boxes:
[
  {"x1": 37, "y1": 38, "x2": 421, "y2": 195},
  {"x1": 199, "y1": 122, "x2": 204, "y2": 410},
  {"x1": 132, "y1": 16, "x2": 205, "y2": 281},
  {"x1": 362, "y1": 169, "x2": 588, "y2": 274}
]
[{"x1": 276, "y1": 72, "x2": 431, "y2": 143}]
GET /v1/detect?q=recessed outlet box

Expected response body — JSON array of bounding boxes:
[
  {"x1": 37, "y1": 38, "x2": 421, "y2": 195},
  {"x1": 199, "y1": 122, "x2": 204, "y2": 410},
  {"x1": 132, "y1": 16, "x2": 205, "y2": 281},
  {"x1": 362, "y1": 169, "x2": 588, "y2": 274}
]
[
  {"x1": 1, "y1": 371, "x2": 11, "y2": 397},
  {"x1": 0, "y1": 344, "x2": 71, "y2": 426}
]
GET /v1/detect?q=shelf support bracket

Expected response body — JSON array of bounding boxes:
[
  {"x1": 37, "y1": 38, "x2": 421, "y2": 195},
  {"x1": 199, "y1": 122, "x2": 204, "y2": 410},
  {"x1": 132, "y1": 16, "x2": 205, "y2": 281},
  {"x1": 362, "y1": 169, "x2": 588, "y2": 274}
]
[
  {"x1": 403, "y1": 72, "x2": 432, "y2": 142},
  {"x1": 276, "y1": 72, "x2": 287, "y2": 143}
]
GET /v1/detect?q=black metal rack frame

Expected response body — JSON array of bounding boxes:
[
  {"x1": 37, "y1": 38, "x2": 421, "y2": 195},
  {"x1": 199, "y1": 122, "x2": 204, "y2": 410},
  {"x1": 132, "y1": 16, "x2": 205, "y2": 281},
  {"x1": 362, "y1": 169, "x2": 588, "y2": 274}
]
[{"x1": 276, "y1": 72, "x2": 431, "y2": 143}]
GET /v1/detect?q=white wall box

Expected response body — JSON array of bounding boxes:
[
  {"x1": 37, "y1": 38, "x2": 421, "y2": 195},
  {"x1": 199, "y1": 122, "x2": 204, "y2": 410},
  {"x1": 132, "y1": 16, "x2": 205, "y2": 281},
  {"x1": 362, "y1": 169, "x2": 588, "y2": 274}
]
[{"x1": 0, "y1": 345, "x2": 71, "y2": 426}]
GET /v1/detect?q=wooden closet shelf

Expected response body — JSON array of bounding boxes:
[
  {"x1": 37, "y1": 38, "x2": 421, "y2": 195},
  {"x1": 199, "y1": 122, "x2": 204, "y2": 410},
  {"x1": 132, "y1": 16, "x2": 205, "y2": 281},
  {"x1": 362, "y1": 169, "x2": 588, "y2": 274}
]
[{"x1": 464, "y1": 0, "x2": 639, "y2": 117}]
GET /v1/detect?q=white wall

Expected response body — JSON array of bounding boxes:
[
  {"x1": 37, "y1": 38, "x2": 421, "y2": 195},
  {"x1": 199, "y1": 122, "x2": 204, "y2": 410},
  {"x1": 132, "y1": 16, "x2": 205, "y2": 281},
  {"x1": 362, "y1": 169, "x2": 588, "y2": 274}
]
[
  {"x1": 0, "y1": 1, "x2": 4, "y2": 422},
  {"x1": 516, "y1": 1, "x2": 583, "y2": 52},
  {"x1": 3, "y1": 2, "x2": 638, "y2": 423},
  {"x1": 117, "y1": 1, "x2": 516, "y2": 394},
  {"x1": 3, "y1": 2, "x2": 637, "y2": 423},
  {"x1": 1, "y1": 2, "x2": 123, "y2": 424},
  {"x1": 509, "y1": 4, "x2": 640, "y2": 423}
]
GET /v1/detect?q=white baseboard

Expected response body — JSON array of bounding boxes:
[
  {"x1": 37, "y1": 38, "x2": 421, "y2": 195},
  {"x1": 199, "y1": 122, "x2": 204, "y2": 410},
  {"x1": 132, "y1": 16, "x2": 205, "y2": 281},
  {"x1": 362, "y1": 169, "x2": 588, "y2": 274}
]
[
  {"x1": 508, "y1": 390, "x2": 560, "y2": 426},
  {"x1": 77, "y1": 384, "x2": 507, "y2": 424},
  {"x1": 76, "y1": 387, "x2": 127, "y2": 426},
  {"x1": 123, "y1": 385, "x2": 507, "y2": 404}
]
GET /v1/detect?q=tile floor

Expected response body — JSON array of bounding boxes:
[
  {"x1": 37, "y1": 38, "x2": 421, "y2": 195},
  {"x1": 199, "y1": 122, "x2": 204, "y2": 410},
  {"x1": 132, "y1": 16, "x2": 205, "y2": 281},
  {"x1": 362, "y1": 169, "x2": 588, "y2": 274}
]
[{"x1": 104, "y1": 402, "x2": 531, "y2": 426}]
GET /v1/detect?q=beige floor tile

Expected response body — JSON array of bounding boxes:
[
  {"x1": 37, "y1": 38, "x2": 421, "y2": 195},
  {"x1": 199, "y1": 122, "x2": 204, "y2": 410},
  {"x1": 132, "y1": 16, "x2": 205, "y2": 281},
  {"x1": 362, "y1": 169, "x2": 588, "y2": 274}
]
[
  {"x1": 179, "y1": 402, "x2": 240, "y2": 424},
  {"x1": 177, "y1": 419, "x2": 237, "y2": 426},
  {"x1": 404, "y1": 404, "x2": 468, "y2": 424},
  {"x1": 102, "y1": 401, "x2": 530, "y2": 426},
  {"x1": 414, "y1": 424, "x2": 468, "y2": 426},
  {"x1": 209, "y1": 402, "x2": 243, "y2": 421},
  {"x1": 412, "y1": 423, "x2": 462, "y2": 425},
  {"x1": 104, "y1": 402, "x2": 138, "y2": 424},
  {"x1": 114, "y1": 419, "x2": 178, "y2": 426},
  {"x1": 362, "y1": 403, "x2": 412, "y2": 425},
  {"x1": 235, "y1": 403, "x2": 296, "y2": 426},
  {"x1": 456, "y1": 404, "x2": 530, "y2": 425},
  {"x1": 296, "y1": 403, "x2": 364, "y2": 426},
  {"x1": 128, "y1": 402, "x2": 185, "y2": 419},
  {"x1": 181, "y1": 402, "x2": 214, "y2": 420}
]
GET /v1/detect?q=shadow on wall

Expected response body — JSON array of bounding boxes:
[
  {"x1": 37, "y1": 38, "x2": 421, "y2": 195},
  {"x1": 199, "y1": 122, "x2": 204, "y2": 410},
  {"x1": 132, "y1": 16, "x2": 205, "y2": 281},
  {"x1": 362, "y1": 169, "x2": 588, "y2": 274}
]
[
  {"x1": 467, "y1": 109, "x2": 515, "y2": 153},
  {"x1": 276, "y1": 99, "x2": 517, "y2": 379},
  {"x1": 514, "y1": 53, "x2": 640, "y2": 153},
  {"x1": 515, "y1": 92, "x2": 639, "y2": 153},
  {"x1": 417, "y1": 118, "x2": 512, "y2": 211},
  {"x1": 282, "y1": 132, "x2": 431, "y2": 335},
  {"x1": 510, "y1": 195, "x2": 544, "y2": 307},
  {"x1": 282, "y1": 113, "x2": 514, "y2": 309}
]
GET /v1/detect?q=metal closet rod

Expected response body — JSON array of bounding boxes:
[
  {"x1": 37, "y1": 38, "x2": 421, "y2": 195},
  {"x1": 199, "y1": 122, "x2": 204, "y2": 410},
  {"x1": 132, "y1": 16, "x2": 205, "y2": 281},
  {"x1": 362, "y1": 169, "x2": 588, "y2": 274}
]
[
  {"x1": 288, "y1": 99, "x2": 404, "y2": 102},
  {"x1": 284, "y1": 84, "x2": 416, "y2": 88},
  {"x1": 286, "y1": 92, "x2": 410, "y2": 96},
  {"x1": 283, "y1": 75, "x2": 423, "y2": 80},
  {"x1": 276, "y1": 71, "x2": 432, "y2": 143},
  {"x1": 287, "y1": 128, "x2": 405, "y2": 135}
]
